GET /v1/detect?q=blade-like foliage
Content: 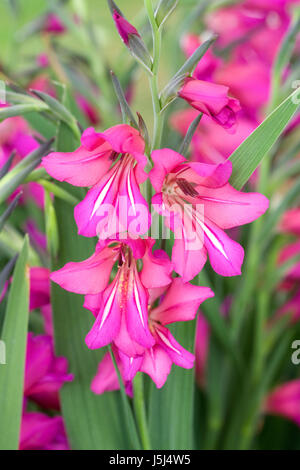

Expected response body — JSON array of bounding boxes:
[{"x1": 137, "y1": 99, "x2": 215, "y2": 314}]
[
  {"x1": 149, "y1": 320, "x2": 196, "y2": 450},
  {"x1": 0, "y1": 237, "x2": 29, "y2": 450},
  {"x1": 229, "y1": 87, "x2": 300, "y2": 189}
]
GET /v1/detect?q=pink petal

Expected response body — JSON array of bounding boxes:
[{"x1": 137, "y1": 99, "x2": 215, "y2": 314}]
[
  {"x1": 85, "y1": 278, "x2": 122, "y2": 349},
  {"x1": 125, "y1": 268, "x2": 155, "y2": 350},
  {"x1": 199, "y1": 183, "x2": 269, "y2": 229},
  {"x1": 140, "y1": 346, "x2": 173, "y2": 389},
  {"x1": 42, "y1": 142, "x2": 112, "y2": 187},
  {"x1": 154, "y1": 324, "x2": 195, "y2": 369},
  {"x1": 149, "y1": 149, "x2": 186, "y2": 192},
  {"x1": 140, "y1": 239, "x2": 173, "y2": 289},
  {"x1": 50, "y1": 246, "x2": 115, "y2": 295},
  {"x1": 151, "y1": 277, "x2": 214, "y2": 324},
  {"x1": 203, "y1": 218, "x2": 244, "y2": 276},
  {"x1": 172, "y1": 236, "x2": 207, "y2": 282}
]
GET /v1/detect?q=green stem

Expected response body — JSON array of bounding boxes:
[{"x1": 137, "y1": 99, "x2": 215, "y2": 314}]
[
  {"x1": 108, "y1": 346, "x2": 141, "y2": 450},
  {"x1": 144, "y1": 0, "x2": 164, "y2": 151},
  {"x1": 133, "y1": 373, "x2": 152, "y2": 450}
]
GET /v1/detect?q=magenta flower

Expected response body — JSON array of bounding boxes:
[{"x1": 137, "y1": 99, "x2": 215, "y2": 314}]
[
  {"x1": 195, "y1": 314, "x2": 210, "y2": 387},
  {"x1": 24, "y1": 333, "x2": 73, "y2": 410},
  {"x1": 91, "y1": 346, "x2": 133, "y2": 397},
  {"x1": 280, "y1": 208, "x2": 300, "y2": 236},
  {"x1": 265, "y1": 380, "x2": 300, "y2": 427},
  {"x1": 279, "y1": 240, "x2": 300, "y2": 289},
  {"x1": 178, "y1": 77, "x2": 241, "y2": 130},
  {"x1": 29, "y1": 267, "x2": 50, "y2": 311},
  {"x1": 276, "y1": 290, "x2": 300, "y2": 324},
  {"x1": 130, "y1": 278, "x2": 214, "y2": 388},
  {"x1": 91, "y1": 278, "x2": 214, "y2": 390},
  {"x1": 150, "y1": 149, "x2": 269, "y2": 280},
  {"x1": 20, "y1": 412, "x2": 69, "y2": 450},
  {"x1": 42, "y1": 125, "x2": 151, "y2": 237},
  {"x1": 112, "y1": 10, "x2": 140, "y2": 46},
  {"x1": 43, "y1": 13, "x2": 66, "y2": 35},
  {"x1": 51, "y1": 236, "x2": 173, "y2": 356}
]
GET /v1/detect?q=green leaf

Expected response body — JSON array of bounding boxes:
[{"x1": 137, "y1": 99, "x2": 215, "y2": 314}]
[
  {"x1": 0, "y1": 193, "x2": 22, "y2": 232},
  {"x1": 0, "y1": 140, "x2": 53, "y2": 204},
  {"x1": 110, "y1": 71, "x2": 138, "y2": 127},
  {"x1": 173, "y1": 35, "x2": 217, "y2": 81},
  {"x1": 0, "y1": 103, "x2": 48, "y2": 120},
  {"x1": 179, "y1": 113, "x2": 203, "y2": 156},
  {"x1": 50, "y1": 88, "x2": 128, "y2": 450},
  {"x1": 229, "y1": 87, "x2": 300, "y2": 189},
  {"x1": 148, "y1": 320, "x2": 196, "y2": 450},
  {"x1": 160, "y1": 36, "x2": 217, "y2": 109},
  {"x1": 0, "y1": 151, "x2": 15, "y2": 179},
  {"x1": 155, "y1": 0, "x2": 179, "y2": 27},
  {"x1": 0, "y1": 255, "x2": 17, "y2": 296},
  {"x1": 30, "y1": 90, "x2": 81, "y2": 141},
  {"x1": 0, "y1": 236, "x2": 29, "y2": 450}
]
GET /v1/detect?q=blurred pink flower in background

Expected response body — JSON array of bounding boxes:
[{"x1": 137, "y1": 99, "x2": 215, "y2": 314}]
[
  {"x1": 20, "y1": 412, "x2": 69, "y2": 450},
  {"x1": 24, "y1": 333, "x2": 73, "y2": 410},
  {"x1": 265, "y1": 380, "x2": 300, "y2": 427}
]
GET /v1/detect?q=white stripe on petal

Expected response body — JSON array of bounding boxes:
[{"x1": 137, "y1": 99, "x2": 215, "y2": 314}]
[
  {"x1": 99, "y1": 283, "x2": 118, "y2": 329},
  {"x1": 133, "y1": 280, "x2": 145, "y2": 328},
  {"x1": 91, "y1": 172, "x2": 116, "y2": 219},
  {"x1": 127, "y1": 171, "x2": 136, "y2": 216},
  {"x1": 156, "y1": 328, "x2": 182, "y2": 355}
]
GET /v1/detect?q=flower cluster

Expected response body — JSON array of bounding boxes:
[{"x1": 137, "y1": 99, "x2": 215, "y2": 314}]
[{"x1": 42, "y1": 113, "x2": 268, "y2": 391}]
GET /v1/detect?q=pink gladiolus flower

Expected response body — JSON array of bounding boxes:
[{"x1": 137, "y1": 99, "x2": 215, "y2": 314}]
[
  {"x1": 20, "y1": 412, "x2": 69, "y2": 450},
  {"x1": 42, "y1": 125, "x2": 150, "y2": 237},
  {"x1": 91, "y1": 278, "x2": 214, "y2": 390},
  {"x1": 150, "y1": 149, "x2": 269, "y2": 280},
  {"x1": 24, "y1": 333, "x2": 73, "y2": 410},
  {"x1": 276, "y1": 290, "x2": 300, "y2": 323},
  {"x1": 265, "y1": 380, "x2": 300, "y2": 427},
  {"x1": 51, "y1": 236, "x2": 173, "y2": 356},
  {"x1": 279, "y1": 240, "x2": 300, "y2": 289},
  {"x1": 280, "y1": 208, "x2": 300, "y2": 236},
  {"x1": 91, "y1": 347, "x2": 133, "y2": 397},
  {"x1": 195, "y1": 314, "x2": 210, "y2": 387},
  {"x1": 178, "y1": 77, "x2": 241, "y2": 130},
  {"x1": 29, "y1": 267, "x2": 50, "y2": 310},
  {"x1": 113, "y1": 10, "x2": 140, "y2": 46},
  {"x1": 133, "y1": 278, "x2": 214, "y2": 388}
]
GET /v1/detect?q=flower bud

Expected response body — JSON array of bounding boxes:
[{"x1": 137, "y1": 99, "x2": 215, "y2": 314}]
[{"x1": 108, "y1": 0, "x2": 152, "y2": 72}]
